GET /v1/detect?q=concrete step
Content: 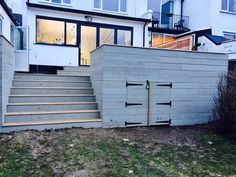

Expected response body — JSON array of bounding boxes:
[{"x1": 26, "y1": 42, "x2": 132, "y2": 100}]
[
  {"x1": 11, "y1": 87, "x2": 94, "y2": 95},
  {"x1": 63, "y1": 66, "x2": 90, "y2": 72},
  {"x1": 12, "y1": 80, "x2": 92, "y2": 87},
  {"x1": 5, "y1": 110, "x2": 100, "y2": 123},
  {"x1": 1, "y1": 119, "x2": 102, "y2": 133},
  {"x1": 14, "y1": 73, "x2": 90, "y2": 81},
  {"x1": 9, "y1": 94, "x2": 96, "y2": 103},
  {"x1": 7, "y1": 102, "x2": 97, "y2": 112},
  {"x1": 57, "y1": 70, "x2": 90, "y2": 76}
]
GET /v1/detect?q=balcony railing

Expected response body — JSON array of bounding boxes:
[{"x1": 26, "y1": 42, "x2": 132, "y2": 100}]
[{"x1": 151, "y1": 12, "x2": 189, "y2": 31}]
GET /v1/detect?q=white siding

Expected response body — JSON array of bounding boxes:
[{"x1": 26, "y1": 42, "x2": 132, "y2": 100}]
[{"x1": 0, "y1": 6, "x2": 13, "y2": 42}]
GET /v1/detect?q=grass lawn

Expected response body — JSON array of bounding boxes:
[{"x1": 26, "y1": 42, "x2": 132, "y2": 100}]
[{"x1": 0, "y1": 126, "x2": 236, "y2": 177}]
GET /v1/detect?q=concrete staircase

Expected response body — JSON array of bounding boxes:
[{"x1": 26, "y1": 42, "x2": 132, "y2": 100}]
[{"x1": 2, "y1": 70, "x2": 102, "y2": 132}]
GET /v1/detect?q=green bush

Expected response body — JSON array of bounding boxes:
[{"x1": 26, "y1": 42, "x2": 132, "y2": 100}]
[{"x1": 210, "y1": 72, "x2": 236, "y2": 141}]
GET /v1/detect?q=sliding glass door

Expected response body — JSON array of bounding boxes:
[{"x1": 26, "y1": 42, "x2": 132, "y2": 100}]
[
  {"x1": 79, "y1": 24, "x2": 132, "y2": 66},
  {"x1": 80, "y1": 26, "x2": 97, "y2": 66}
]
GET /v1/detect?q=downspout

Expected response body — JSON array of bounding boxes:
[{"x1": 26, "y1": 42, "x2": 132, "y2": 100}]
[
  {"x1": 143, "y1": 21, "x2": 148, "y2": 47},
  {"x1": 181, "y1": 0, "x2": 184, "y2": 21}
]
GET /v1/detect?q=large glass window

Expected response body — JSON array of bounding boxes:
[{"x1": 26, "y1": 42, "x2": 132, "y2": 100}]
[
  {"x1": 37, "y1": 19, "x2": 65, "y2": 45},
  {"x1": 117, "y1": 30, "x2": 131, "y2": 46},
  {"x1": 66, "y1": 22, "x2": 77, "y2": 45},
  {"x1": 100, "y1": 28, "x2": 114, "y2": 45},
  {"x1": 152, "y1": 33, "x2": 175, "y2": 47},
  {"x1": 94, "y1": 0, "x2": 127, "y2": 12},
  {"x1": 222, "y1": 0, "x2": 236, "y2": 12}
]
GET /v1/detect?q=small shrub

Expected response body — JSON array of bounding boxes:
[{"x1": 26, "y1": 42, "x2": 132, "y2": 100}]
[{"x1": 210, "y1": 72, "x2": 236, "y2": 141}]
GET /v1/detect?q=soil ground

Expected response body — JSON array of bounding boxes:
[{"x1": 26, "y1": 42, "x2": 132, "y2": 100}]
[{"x1": 0, "y1": 125, "x2": 236, "y2": 177}]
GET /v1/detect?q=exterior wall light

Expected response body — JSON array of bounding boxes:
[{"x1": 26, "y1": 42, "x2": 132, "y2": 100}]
[{"x1": 85, "y1": 16, "x2": 93, "y2": 23}]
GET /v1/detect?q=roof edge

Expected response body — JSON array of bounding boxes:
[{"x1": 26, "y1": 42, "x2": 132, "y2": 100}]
[
  {"x1": 0, "y1": 0, "x2": 20, "y2": 26},
  {"x1": 26, "y1": 2, "x2": 151, "y2": 23}
]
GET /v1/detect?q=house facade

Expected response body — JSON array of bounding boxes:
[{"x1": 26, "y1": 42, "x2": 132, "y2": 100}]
[{"x1": 5, "y1": 0, "x2": 193, "y2": 71}]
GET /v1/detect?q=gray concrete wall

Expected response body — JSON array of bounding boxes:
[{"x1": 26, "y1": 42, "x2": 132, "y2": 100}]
[
  {"x1": 91, "y1": 45, "x2": 228, "y2": 128},
  {"x1": 0, "y1": 35, "x2": 15, "y2": 128}
]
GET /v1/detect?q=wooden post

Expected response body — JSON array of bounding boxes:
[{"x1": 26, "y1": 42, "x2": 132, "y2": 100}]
[{"x1": 146, "y1": 80, "x2": 151, "y2": 126}]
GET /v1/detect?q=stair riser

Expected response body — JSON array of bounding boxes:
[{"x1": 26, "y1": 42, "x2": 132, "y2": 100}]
[
  {"x1": 57, "y1": 71, "x2": 90, "y2": 76},
  {"x1": 63, "y1": 66, "x2": 90, "y2": 72},
  {"x1": 7, "y1": 104, "x2": 98, "y2": 112},
  {"x1": 14, "y1": 75, "x2": 90, "y2": 81},
  {"x1": 11, "y1": 89, "x2": 94, "y2": 95},
  {"x1": 1, "y1": 122, "x2": 102, "y2": 133},
  {"x1": 12, "y1": 81, "x2": 92, "y2": 87},
  {"x1": 5, "y1": 112, "x2": 100, "y2": 123},
  {"x1": 9, "y1": 96, "x2": 96, "y2": 103}
]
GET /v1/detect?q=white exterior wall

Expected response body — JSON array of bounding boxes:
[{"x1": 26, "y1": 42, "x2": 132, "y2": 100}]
[
  {"x1": 5, "y1": 0, "x2": 149, "y2": 67},
  {"x1": 26, "y1": 8, "x2": 146, "y2": 66},
  {"x1": 183, "y1": 0, "x2": 211, "y2": 31},
  {"x1": 209, "y1": 0, "x2": 236, "y2": 36},
  {"x1": 183, "y1": 0, "x2": 236, "y2": 36},
  {"x1": 0, "y1": 6, "x2": 13, "y2": 42}
]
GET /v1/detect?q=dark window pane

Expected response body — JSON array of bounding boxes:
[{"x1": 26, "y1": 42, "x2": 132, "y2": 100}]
[
  {"x1": 63, "y1": 0, "x2": 71, "y2": 4},
  {"x1": 222, "y1": 0, "x2": 228, "y2": 10},
  {"x1": 117, "y1": 30, "x2": 131, "y2": 46},
  {"x1": 120, "y1": 0, "x2": 127, "y2": 12},
  {"x1": 52, "y1": 0, "x2": 61, "y2": 3},
  {"x1": 229, "y1": 0, "x2": 236, "y2": 12},
  {"x1": 94, "y1": 0, "x2": 101, "y2": 8},
  {"x1": 100, "y1": 28, "x2": 114, "y2": 45},
  {"x1": 36, "y1": 19, "x2": 65, "y2": 45},
  {"x1": 224, "y1": 33, "x2": 236, "y2": 40},
  {"x1": 103, "y1": 0, "x2": 119, "y2": 11}
]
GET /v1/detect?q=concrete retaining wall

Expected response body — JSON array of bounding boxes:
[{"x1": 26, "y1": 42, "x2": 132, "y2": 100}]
[
  {"x1": 0, "y1": 35, "x2": 15, "y2": 128},
  {"x1": 91, "y1": 45, "x2": 228, "y2": 128}
]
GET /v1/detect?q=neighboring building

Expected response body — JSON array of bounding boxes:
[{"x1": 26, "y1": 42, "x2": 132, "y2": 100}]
[
  {"x1": 0, "y1": 0, "x2": 19, "y2": 43},
  {"x1": 156, "y1": 0, "x2": 236, "y2": 53}
]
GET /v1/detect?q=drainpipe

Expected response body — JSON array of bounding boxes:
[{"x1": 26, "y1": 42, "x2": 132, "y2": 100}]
[
  {"x1": 143, "y1": 21, "x2": 148, "y2": 47},
  {"x1": 181, "y1": 0, "x2": 184, "y2": 21}
]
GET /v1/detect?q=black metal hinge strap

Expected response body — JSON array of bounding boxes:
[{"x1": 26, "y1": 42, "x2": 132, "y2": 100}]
[
  {"x1": 156, "y1": 83, "x2": 172, "y2": 88},
  {"x1": 156, "y1": 101, "x2": 172, "y2": 106},
  {"x1": 125, "y1": 121, "x2": 143, "y2": 126},
  {"x1": 125, "y1": 102, "x2": 143, "y2": 107},
  {"x1": 126, "y1": 82, "x2": 144, "y2": 87},
  {"x1": 155, "y1": 119, "x2": 171, "y2": 124}
]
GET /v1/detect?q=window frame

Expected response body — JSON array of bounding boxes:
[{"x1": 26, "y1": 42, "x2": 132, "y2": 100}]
[
  {"x1": 94, "y1": 0, "x2": 127, "y2": 13},
  {"x1": 221, "y1": 0, "x2": 236, "y2": 13},
  {"x1": 36, "y1": 16, "x2": 78, "y2": 47},
  {"x1": 151, "y1": 32, "x2": 175, "y2": 47},
  {"x1": 35, "y1": 16, "x2": 133, "y2": 48},
  {"x1": 40, "y1": 0, "x2": 71, "y2": 6},
  {"x1": 224, "y1": 31, "x2": 236, "y2": 40}
]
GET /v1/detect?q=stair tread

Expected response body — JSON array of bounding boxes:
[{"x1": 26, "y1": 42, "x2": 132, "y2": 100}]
[
  {"x1": 3, "y1": 118, "x2": 102, "y2": 127},
  {"x1": 8, "y1": 102, "x2": 97, "y2": 106},
  {"x1": 5, "y1": 109, "x2": 100, "y2": 116},
  {"x1": 13, "y1": 80, "x2": 91, "y2": 83},
  {"x1": 10, "y1": 94, "x2": 95, "y2": 97},
  {"x1": 12, "y1": 87, "x2": 93, "y2": 90}
]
